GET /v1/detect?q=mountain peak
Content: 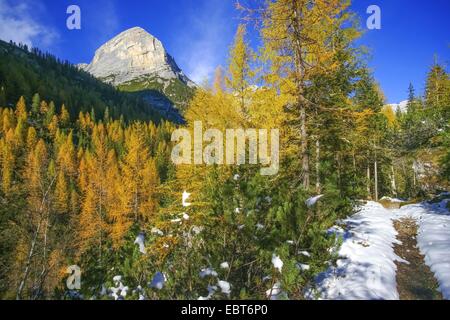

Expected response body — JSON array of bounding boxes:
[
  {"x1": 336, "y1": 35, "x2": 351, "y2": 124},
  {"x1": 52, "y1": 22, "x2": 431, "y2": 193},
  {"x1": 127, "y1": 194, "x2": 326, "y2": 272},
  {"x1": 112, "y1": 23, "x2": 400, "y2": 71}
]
[
  {"x1": 79, "y1": 27, "x2": 194, "y2": 87},
  {"x1": 112, "y1": 26, "x2": 156, "y2": 42},
  {"x1": 121, "y1": 26, "x2": 147, "y2": 33}
]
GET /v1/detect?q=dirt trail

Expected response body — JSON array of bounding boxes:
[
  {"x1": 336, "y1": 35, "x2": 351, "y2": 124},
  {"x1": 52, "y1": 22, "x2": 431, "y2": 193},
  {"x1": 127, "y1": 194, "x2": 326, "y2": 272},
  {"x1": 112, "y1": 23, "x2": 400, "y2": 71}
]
[{"x1": 393, "y1": 218, "x2": 443, "y2": 300}]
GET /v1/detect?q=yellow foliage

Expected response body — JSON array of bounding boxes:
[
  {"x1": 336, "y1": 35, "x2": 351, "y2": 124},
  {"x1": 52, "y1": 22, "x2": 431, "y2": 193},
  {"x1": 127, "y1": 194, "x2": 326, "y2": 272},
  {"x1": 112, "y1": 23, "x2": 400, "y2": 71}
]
[
  {"x1": 2, "y1": 108, "x2": 15, "y2": 133},
  {"x1": 54, "y1": 170, "x2": 69, "y2": 214},
  {"x1": 40, "y1": 101, "x2": 48, "y2": 114},
  {"x1": 60, "y1": 104, "x2": 70, "y2": 127},
  {"x1": 15, "y1": 96, "x2": 27, "y2": 122},
  {"x1": 26, "y1": 127, "x2": 37, "y2": 152},
  {"x1": 56, "y1": 131, "x2": 77, "y2": 178},
  {"x1": 226, "y1": 24, "x2": 254, "y2": 114},
  {"x1": 0, "y1": 129, "x2": 16, "y2": 193},
  {"x1": 261, "y1": 0, "x2": 357, "y2": 95},
  {"x1": 47, "y1": 115, "x2": 59, "y2": 137},
  {"x1": 381, "y1": 105, "x2": 396, "y2": 127},
  {"x1": 121, "y1": 123, "x2": 159, "y2": 224}
]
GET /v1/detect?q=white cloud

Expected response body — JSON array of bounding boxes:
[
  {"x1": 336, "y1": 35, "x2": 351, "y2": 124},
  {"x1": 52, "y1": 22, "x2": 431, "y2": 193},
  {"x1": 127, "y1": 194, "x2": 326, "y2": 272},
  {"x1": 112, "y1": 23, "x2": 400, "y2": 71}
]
[
  {"x1": 174, "y1": 0, "x2": 236, "y2": 84},
  {"x1": 0, "y1": 0, "x2": 58, "y2": 48}
]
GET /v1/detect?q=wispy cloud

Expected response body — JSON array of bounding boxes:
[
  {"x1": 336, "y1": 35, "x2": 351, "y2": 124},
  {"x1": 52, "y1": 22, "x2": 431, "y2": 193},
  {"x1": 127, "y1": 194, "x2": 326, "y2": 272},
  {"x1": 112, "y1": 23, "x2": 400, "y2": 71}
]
[
  {"x1": 0, "y1": 0, "x2": 58, "y2": 48},
  {"x1": 86, "y1": 0, "x2": 120, "y2": 46},
  {"x1": 174, "y1": 0, "x2": 237, "y2": 84}
]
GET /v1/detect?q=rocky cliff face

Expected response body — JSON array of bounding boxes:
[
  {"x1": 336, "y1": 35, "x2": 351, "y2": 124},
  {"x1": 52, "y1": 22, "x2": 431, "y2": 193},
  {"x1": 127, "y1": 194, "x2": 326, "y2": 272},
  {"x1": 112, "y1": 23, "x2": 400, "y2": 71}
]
[
  {"x1": 78, "y1": 27, "x2": 195, "y2": 122},
  {"x1": 79, "y1": 27, "x2": 194, "y2": 87}
]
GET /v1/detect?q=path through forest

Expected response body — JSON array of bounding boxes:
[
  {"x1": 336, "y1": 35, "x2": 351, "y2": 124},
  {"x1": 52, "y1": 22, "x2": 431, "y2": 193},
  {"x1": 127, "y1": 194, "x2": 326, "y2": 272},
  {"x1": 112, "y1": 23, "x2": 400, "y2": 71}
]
[
  {"x1": 393, "y1": 218, "x2": 442, "y2": 300},
  {"x1": 309, "y1": 197, "x2": 450, "y2": 300}
]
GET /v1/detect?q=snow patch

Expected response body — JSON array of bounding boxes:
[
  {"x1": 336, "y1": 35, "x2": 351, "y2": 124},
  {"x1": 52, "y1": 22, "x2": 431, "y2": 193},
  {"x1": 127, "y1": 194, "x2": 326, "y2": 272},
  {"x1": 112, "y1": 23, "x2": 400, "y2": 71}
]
[
  {"x1": 134, "y1": 233, "x2": 146, "y2": 254},
  {"x1": 266, "y1": 282, "x2": 287, "y2": 300},
  {"x1": 299, "y1": 251, "x2": 311, "y2": 257},
  {"x1": 182, "y1": 191, "x2": 191, "y2": 207},
  {"x1": 110, "y1": 276, "x2": 129, "y2": 300},
  {"x1": 306, "y1": 195, "x2": 324, "y2": 208},
  {"x1": 218, "y1": 280, "x2": 231, "y2": 295},
  {"x1": 200, "y1": 267, "x2": 218, "y2": 278},
  {"x1": 380, "y1": 196, "x2": 404, "y2": 203},
  {"x1": 297, "y1": 263, "x2": 310, "y2": 271},
  {"x1": 151, "y1": 227, "x2": 164, "y2": 236},
  {"x1": 271, "y1": 254, "x2": 283, "y2": 273},
  {"x1": 150, "y1": 272, "x2": 166, "y2": 290},
  {"x1": 198, "y1": 285, "x2": 217, "y2": 300}
]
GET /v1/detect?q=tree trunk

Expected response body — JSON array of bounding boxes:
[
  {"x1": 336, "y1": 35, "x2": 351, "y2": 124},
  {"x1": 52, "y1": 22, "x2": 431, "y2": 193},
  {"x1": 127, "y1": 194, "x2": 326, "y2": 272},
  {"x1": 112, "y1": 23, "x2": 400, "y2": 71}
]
[
  {"x1": 391, "y1": 165, "x2": 397, "y2": 196},
  {"x1": 352, "y1": 151, "x2": 357, "y2": 193},
  {"x1": 292, "y1": 1, "x2": 310, "y2": 190},
  {"x1": 374, "y1": 153, "x2": 379, "y2": 202},
  {"x1": 34, "y1": 214, "x2": 50, "y2": 299},
  {"x1": 366, "y1": 161, "x2": 372, "y2": 199},
  {"x1": 315, "y1": 138, "x2": 321, "y2": 193},
  {"x1": 17, "y1": 222, "x2": 41, "y2": 300},
  {"x1": 336, "y1": 154, "x2": 342, "y2": 196},
  {"x1": 17, "y1": 176, "x2": 55, "y2": 300},
  {"x1": 300, "y1": 102, "x2": 310, "y2": 189}
]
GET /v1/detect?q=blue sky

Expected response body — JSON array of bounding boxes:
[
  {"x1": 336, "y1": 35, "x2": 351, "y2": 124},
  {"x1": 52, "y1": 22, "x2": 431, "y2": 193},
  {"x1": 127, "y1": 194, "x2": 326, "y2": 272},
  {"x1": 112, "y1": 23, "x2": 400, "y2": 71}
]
[{"x1": 0, "y1": 0, "x2": 449, "y2": 103}]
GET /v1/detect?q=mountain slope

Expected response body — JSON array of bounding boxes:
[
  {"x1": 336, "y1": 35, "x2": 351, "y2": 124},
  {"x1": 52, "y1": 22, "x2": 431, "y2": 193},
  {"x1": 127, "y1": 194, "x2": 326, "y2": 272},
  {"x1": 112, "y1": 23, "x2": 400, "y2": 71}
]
[
  {"x1": 0, "y1": 40, "x2": 164, "y2": 122},
  {"x1": 78, "y1": 27, "x2": 195, "y2": 120}
]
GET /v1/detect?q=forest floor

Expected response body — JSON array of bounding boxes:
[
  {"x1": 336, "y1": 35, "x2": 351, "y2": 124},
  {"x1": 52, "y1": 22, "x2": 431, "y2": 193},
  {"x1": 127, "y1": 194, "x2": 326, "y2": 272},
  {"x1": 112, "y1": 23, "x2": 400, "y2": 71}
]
[{"x1": 309, "y1": 196, "x2": 450, "y2": 300}]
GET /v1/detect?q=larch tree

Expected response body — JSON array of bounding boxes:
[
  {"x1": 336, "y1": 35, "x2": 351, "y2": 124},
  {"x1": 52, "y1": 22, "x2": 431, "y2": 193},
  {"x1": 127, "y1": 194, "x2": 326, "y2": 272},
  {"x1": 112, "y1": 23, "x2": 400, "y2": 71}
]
[
  {"x1": 1, "y1": 129, "x2": 16, "y2": 194},
  {"x1": 78, "y1": 124, "x2": 111, "y2": 262},
  {"x1": 260, "y1": 0, "x2": 354, "y2": 189},
  {"x1": 59, "y1": 104, "x2": 71, "y2": 128},
  {"x1": 15, "y1": 96, "x2": 27, "y2": 123},
  {"x1": 26, "y1": 127, "x2": 37, "y2": 152},
  {"x1": 56, "y1": 131, "x2": 77, "y2": 179},
  {"x1": 39, "y1": 101, "x2": 49, "y2": 115},
  {"x1": 47, "y1": 115, "x2": 59, "y2": 137},
  {"x1": 16, "y1": 139, "x2": 55, "y2": 299},
  {"x1": 226, "y1": 24, "x2": 254, "y2": 116},
  {"x1": 106, "y1": 149, "x2": 130, "y2": 249},
  {"x1": 31, "y1": 93, "x2": 40, "y2": 115},
  {"x1": 425, "y1": 62, "x2": 450, "y2": 118},
  {"x1": 54, "y1": 170, "x2": 69, "y2": 214},
  {"x1": 44, "y1": 102, "x2": 55, "y2": 127},
  {"x1": 121, "y1": 123, "x2": 159, "y2": 225},
  {"x1": 2, "y1": 108, "x2": 15, "y2": 133}
]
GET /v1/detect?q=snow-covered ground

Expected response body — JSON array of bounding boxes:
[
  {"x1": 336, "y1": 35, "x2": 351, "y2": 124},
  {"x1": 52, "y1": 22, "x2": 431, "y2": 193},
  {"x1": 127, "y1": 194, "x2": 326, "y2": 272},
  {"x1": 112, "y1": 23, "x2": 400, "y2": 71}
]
[
  {"x1": 309, "y1": 198, "x2": 450, "y2": 300},
  {"x1": 308, "y1": 201, "x2": 403, "y2": 300}
]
